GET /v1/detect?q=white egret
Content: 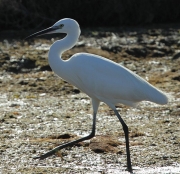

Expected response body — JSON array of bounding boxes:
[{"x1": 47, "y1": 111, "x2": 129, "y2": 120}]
[{"x1": 26, "y1": 18, "x2": 168, "y2": 172}]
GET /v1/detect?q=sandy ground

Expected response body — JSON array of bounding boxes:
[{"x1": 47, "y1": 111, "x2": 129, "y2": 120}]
[{"x1": 0, "y1": 25, "x2": 180, "y2": 173}]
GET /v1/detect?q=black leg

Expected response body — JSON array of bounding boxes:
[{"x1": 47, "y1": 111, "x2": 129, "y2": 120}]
[
  {"x1": 114, "y1": 109, "x2": 132, "y2": 173},
  {"x1": 34, "y1": 112, "x2": 97, "y2": 160}
]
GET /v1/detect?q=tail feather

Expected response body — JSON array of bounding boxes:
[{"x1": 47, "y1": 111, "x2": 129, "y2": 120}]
[{"x1": 147, "y1": 86, "x2": 168, "y2": 105}]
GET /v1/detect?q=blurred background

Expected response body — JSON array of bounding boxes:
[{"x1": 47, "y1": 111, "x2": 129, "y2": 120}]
[{"x1": 1, "y1": 0, "x2": 180, "y2": 31}]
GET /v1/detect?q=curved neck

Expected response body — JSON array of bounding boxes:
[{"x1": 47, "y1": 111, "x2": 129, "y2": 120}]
[{"x1": 48, "y1": 29, "x2": 80, "y2": 78}]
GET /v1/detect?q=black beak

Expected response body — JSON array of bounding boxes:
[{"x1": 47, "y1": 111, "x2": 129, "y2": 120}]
[{"x1": 25, "y1": 26, "x2": 58, "y2": 40}]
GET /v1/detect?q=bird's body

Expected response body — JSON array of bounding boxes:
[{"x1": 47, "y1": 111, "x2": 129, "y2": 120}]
[
  {"x1": 53, "y1": 52, "x2": 167, "y2": 108},
  {"x1": 26, "y1": 18, "x2": 168, "y2": 172}
]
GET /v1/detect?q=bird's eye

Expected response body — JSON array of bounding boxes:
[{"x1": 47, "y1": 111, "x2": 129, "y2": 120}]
[{"x1": 59, "y1": 24, "x2": 64, "y2": 28}]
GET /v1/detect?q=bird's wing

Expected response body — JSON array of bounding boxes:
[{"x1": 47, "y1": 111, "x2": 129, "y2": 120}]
[
  {"x1": 68, "y1": 53, "x2": 167, "y2": 107},
  {"x1": 70, "y1": 53, "x2": 149, "y2": 106}
]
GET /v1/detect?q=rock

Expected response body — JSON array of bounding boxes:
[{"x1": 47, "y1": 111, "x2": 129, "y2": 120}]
[
  {"x1": 172, "y1": 52, "x2": 180, "y2": 60},
  {"x1": 72, "y1": 88, "x2": 80, "y2": 94},
  {"x1": 159, "y1": 38, "x2": 176, "y2": 46},
  {"x1": 6, "y1": 57, "x2": 36, "y2": 73},
  {"x1": 172, "y1": 75, "x2": 180, "y2": 81},
  {"x1": 39, "y1": 65, "x2": 52, "y2": 71},
  {"x1": 147, "y1": 45, "x2": 173, "y2": 55},
  {"x1": 152, "y1": 50, "x2": 165, "y2": 57},
  {"x1": 101, "y1": 45, "x2": 122, "y2": 53},
  {"x1": 125, "y1": 46, "x2": 147, "y2": 58},
  {"x1": 17, "y1": 80, "x2": 29, "y2": 85}
]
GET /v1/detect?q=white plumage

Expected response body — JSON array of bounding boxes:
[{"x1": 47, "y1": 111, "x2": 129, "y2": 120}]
[
  {"x1": 63, "y1": 52, "x2": 168, "y2": 108},
  {"x1": 26, "y1": 18, "x2": 168, "y2": 172}
]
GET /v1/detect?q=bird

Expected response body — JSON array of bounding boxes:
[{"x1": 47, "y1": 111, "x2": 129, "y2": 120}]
[{"x1": 26, "y1": 18, "x2": 168, "y2": 172}]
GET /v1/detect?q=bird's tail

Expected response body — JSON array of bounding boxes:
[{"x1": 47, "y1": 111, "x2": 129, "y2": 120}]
[{"x1": 147, "y1": 85, "x2": 168, "y2": 105}]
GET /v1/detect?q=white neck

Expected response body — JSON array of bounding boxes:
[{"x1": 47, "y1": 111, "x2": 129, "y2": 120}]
[{"x1": 48, "y1": 28, "x2": 80, "y2": 79}]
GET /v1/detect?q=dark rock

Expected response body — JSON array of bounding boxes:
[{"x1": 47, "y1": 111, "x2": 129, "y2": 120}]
[
  {"x1": 7, "y1": 57, "x2": 36, "y2": 73},
  {"x1": 159, "y1": 38, "x2": 176, "y2": 46},
  {"x1": 172, "y1": 75, "x2": 180, "y2": 81},
  {"x1": 18, "y1": 80, "x2": 29, "y2": 85},
  {"x1": 56, "y1": 133, "x2": 72, "y2": 139},
  {"x1": 72, "y1": 89, "x2": 80, "y2": 94},
  {"x1": 125, "y1": 47, "x2": 147, "y2": 58},
  {"x1": 152, "y1": 50, "x2": 165, "y2": 57},
  {"x1": 21, "y1": 57, "x2": 36, "y2": 69},
  {"x1": 147, "y1": 46, "x2": 173, "y2": 55},
  {"x1": 40, "y1": 65, "x2": 52, "y2": 71},
  {"x1": 101, "y1": 45, "x2": 122, "y2": 53},
  {"x1": 158, "y1": 47, "x2": 173, "y2": 54},
  {"x1": 172, "y1": 52, "x2": 180, "y2": 60}
]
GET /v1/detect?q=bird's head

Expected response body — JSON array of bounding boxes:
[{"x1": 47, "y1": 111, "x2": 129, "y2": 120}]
[{"x1": 25, "y1": 18, "x2": 80, "y2": 39}]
